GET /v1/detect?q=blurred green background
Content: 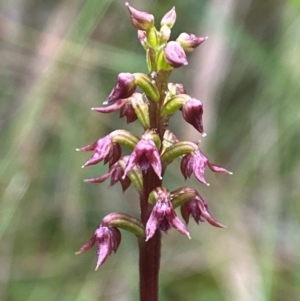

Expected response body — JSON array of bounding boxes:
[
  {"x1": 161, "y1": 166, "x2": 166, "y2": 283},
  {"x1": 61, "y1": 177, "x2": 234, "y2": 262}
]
[{"x1": 1, "y1": 0, "x2": 300, "y2": 300}]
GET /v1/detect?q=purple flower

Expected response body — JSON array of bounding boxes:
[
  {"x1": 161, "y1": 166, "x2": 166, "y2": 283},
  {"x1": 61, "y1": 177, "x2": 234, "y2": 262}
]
[
  {"x1": 177, "y1": 33, "x2": 208, "y2": 52},
  {"x1": 105, "y1": 73, "x2": 137, "y2": 103},
  {"x1": 125, "y1": 3, "x2": 154, "y2": 31},
  {"x1": 92, "y1": 97, "x2": 138, "y2": 124},
  {"x1": 137, "y1": 30, "x2": 147, "y2": 48},
  {"x1": 76, "y1": 224, "x2": 121, "y2": 270},
  {"x1": 77, "y1": 134, "x2": 121, "y2": 168},
  {"x1": 84, "y1": 158, "x2": 132, "y2": 192},
  {"x1": 146, "y1": 187, "x2": 190, "y2": 241},
  {"x1": 123, "y1": 132, "x2": 162, "y2": 179},
  {"x1": 119, "y1": 100, "x2": 138, "y2": 123},
  {"x1": 181, "y1": 98, "x2": 205, "y2": 135},
  {"x1": 180, "y1": 193, "x2": 225, "y2": 228},
  {"x1": 168, "y1": 82, "x2": 186, "y2": 95},
  {"x1": 160, "y1": 7, "x2": 176, "y2": 28},
  {"x1": 181, "y1": 149, "x2": 232, "y2": 185},
  {"x1": 164, "y1": 41, "x2": 188, "y2": 68}
]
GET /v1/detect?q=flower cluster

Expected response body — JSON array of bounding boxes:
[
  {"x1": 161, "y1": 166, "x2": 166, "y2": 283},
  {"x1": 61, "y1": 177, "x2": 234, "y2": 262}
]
[{"x1": 76, "y1": 3, "x2": 231, "y2": 270}]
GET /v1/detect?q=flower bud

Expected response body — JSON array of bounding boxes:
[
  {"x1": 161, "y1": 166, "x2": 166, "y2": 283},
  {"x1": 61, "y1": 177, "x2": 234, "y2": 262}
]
[
  {"x1": 160, "y1": 7, "x2": 176, "y2": 28},
  {"x1": 164, "y1": 41, "x2": 188, "y2": 68},
  {"x1": 160, "y1": 25, "x2": 171, "y2": 43},
  {"x1": 105, "y1": 73, "x2": 136, "y2": 104},
  {"x1": 176, "y1": 33, "x2": 208, "y2": 52},
  {"x1": 138, "y1": 30, "x2": 147, "y2": 49},
  {"x1": 168, "y1": 83, "x2": 186, "y2": 95},
  {"x1": 182, "y1": 98, "x2": 205, "y2": 135},
  {"x1": 125, "y1": 3, "x2": 154, "y2": 31}
]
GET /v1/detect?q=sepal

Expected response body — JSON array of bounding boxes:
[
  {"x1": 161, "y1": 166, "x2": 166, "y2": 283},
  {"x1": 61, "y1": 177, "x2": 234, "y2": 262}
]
[
  {"x1": 84, "y1": 156, "x2": 143, "y2": 192},
  {"x1": 92, "y1": 98, "x2": 138, "y2": 124}
]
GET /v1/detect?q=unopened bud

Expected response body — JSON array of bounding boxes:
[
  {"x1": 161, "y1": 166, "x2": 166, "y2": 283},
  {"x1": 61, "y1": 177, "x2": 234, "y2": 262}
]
[
  {"x1": 177, "y1": 33, "x2": 208, "y2": 52},
  {"x1": 160, "y1": 25, "x2": 171, "y2": 43},
  {"x1": 125, "y1": 3, "x2": 154, "y2": 31},
  {"x1": 164, "y1": 41, "x2": 188, "y2": 68},
  {"x1": 105, "y1": 73, "x2": 136, "y2": 103},
  {"x1": 160, "y1": 6, "x2": 176, "y2": 28}
]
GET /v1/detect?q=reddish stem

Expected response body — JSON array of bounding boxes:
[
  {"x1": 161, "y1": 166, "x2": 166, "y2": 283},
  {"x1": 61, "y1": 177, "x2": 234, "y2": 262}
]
[
  {"x1": 139, "y1": 169, "x2": 161, "y2": 301},
  {"x1": 138, "y1": 70, "x2": 171, "y2": 301}
]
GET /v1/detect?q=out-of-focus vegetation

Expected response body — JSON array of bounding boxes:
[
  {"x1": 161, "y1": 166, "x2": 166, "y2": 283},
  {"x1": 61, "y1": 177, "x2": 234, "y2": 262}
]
[{"x1": 1, "y1": 0, "x2": 299, "y2": 300}]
